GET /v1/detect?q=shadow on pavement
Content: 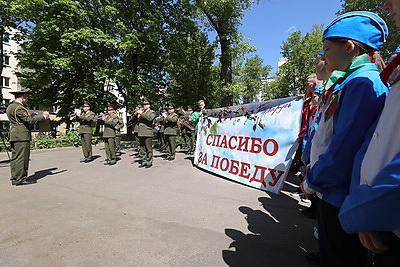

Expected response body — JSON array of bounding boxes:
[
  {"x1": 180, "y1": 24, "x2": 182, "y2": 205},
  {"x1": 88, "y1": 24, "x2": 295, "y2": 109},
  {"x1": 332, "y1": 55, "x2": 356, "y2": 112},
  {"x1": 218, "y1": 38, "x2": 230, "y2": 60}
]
[
  {"x1": 28, "y1": 167, "x2": 67, "y2": 182},
  {"x1": 222, "y1": 175, "x2": 318, "y2": 267},
  {"x1": 0, "y1": 159, "x2": 10, "y2": 167}
]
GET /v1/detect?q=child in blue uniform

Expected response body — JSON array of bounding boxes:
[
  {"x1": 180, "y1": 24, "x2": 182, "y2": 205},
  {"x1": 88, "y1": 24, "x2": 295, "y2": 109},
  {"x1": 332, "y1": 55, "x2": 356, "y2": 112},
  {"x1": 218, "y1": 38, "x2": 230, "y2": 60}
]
[
  {"x1": 338, "y1": 2, "x2": 400, "y2": 266},
  {"x1": 301, "y1": 11, "x2": 389, "y2": 266}
]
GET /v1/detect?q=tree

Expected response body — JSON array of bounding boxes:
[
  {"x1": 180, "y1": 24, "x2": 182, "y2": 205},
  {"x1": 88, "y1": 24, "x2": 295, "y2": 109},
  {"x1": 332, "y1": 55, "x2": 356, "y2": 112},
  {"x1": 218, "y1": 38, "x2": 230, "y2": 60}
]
[
  {"x1": 13, "y1": 0, "x2": 259, "y2": 117},
  {"x1": 16, "y1": 0, "x2": 118, "y2": 117},
  {"x1": 0, "y1": 0, "x2": 23, "y2": 92},
  {"x1": 194, "y1": 0, "x2": 257, "y2": 106},
  {"x1": 339, "y1": 0, "x2": 400, "y2": 60},
  {"x1": 235, "y1": 55, "x2": 271, "y2": 103},
  {"x1": 266, "y1": 25, "x2": 324, "y2": 98}
]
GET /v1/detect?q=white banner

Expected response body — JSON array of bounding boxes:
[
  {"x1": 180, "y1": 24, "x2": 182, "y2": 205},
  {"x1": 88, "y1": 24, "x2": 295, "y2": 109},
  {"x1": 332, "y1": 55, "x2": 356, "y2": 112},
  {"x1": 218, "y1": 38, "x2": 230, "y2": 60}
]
[{"x1": 194, "y1": 97, "x2": 304, "y2": 194}]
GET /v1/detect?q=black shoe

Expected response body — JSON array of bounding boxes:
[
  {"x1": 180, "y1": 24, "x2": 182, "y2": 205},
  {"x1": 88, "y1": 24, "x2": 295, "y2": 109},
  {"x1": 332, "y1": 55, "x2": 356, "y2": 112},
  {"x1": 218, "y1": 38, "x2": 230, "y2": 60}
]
[
  {"x1": 80, "y1": 158, "x2": 87, "y2": 163},
  {"x1": 145, "y1": 163, "x2": 153, "y2": 168},
  {"x1": 168, "y1": 157, "x2": 175, "y2": 161},
  {"x1": 305, "y1": 252, "x2": 320, "y2": 265},
  {"x1": 138, "y1": 162, "x2": 147, "y2": 168}
]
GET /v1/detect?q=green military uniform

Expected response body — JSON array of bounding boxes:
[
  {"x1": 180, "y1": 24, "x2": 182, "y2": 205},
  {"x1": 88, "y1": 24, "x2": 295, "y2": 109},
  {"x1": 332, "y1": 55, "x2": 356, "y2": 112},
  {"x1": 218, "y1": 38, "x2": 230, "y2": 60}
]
[
  {"x1": 132, "y1": 110, "x2": 145, "y2": 159},
  {"x1": 6, "y1": 96, "x2": 48, "y2": 185},
  {"x1": 153, "y1": 112, "x2": 165, "y2": 151},
  {"x1": 115, "y1": 113, "x2": 124, "y2": 155},
  {"x1": 132, "y1": 110, "x2": 140, "y2": 149},
  {"x1": 76, "y1": 104, "x2": 95, "y2": 162},
  {"x1": 181, "y1": 110, "x2": 195, "y2": 155},
  {"x1": 138, "y1": 103, "x2": 155, "y2": 168},
  {"x1": 163, "y1": 108, "x2": 179, "y2": 160},
  {"x1": 103, "y1": 107, "x2": 119, "y2": 165}
]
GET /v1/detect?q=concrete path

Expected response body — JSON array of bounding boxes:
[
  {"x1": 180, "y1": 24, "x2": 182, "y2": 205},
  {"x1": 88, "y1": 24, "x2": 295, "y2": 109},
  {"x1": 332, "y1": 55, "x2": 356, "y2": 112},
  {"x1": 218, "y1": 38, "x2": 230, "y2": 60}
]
[{"x1": 0, "y1": 144, "x2": 318, "y2": 267}]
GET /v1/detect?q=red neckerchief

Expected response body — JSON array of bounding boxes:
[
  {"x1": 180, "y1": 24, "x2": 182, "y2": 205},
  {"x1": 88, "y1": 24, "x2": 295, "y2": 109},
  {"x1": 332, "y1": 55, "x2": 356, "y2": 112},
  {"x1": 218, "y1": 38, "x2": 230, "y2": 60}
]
[
  {"x1": 322, "y1": 77, "x2": 345, "y2": 104},
  {"x1": 381, "y1": 53, "x2": 400, "y2": 85}
]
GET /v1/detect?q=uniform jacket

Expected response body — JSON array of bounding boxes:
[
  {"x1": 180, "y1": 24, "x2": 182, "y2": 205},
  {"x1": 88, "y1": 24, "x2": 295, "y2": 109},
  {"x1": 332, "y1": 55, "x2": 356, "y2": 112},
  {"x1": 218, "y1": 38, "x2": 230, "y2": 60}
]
[
  {"x1": 138, "y1": 109, "x2": 155, "y2": 137},
  {"x1": 163, "y1": 112, "x2": 179, "y2": 136},
  {"x1": 115, "y1": 114, "x2": 124, "y2": 136},
  {"x1": 6, "y1": 101, "x2": 47, "y2": 142},
  {"x1": 103, "y1": 113, "x2": 119, "y2": 138},
  {"x1": 130, "y1": 112, "x2": 140, "y2": 134},
  {"x1": 305, "y1": 56, "x2": 388, "y2": 208},
  {"x1": 339, "y1": 56, "x2": 400, "y2": 235},
  {"x1": 76, "y1": 110, "x2": 95, "y2": 134}
]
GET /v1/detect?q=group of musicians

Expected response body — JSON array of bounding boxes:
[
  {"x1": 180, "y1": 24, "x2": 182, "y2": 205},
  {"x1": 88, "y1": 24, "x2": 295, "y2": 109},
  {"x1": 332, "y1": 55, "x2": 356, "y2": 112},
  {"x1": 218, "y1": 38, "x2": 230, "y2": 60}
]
[
  {"x1": 73, "y1": 98, "x2": 204, "y2": 169},
  {"x1": 5, "y1": 87, "x2": 204, "y2": 185},
  {"x1": 127, "y1": 99, "x2": 203, "y2": 168}
]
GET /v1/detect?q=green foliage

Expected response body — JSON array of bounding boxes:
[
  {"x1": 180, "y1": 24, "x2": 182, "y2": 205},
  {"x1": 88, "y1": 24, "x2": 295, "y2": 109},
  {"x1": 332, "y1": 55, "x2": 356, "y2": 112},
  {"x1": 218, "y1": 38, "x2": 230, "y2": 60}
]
[
  {"x1": 0, "y1": 140, "x2": 10, "y2": 152},
  {"x1": 234, "y1": 54, "x2": 271, "y2": 103},
  {"x1": 339, "y1": 0, "x2": 400, "y2": 60},
  {"x1": 59, "y1": 129, "x2": 81, "y2": 147},
  {"x1": 194, "y1": 0, "x2": 258, "y2": 106},
  {"x1": 29, "y1": 129, "x2": 99, "y2": 149},
  {"x1": 265, "y1": 25, "x2": 324, "y2": 98},
  {"x1": 9, "y1": 0, "x2": 259, "y2": 114}
]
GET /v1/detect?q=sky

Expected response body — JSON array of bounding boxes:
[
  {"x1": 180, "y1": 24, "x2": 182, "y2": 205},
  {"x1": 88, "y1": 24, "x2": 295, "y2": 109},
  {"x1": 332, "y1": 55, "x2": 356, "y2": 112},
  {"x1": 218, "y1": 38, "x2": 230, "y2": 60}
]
[{"x1": 239, "y1": 0, "x2": 343, "y2": 75}]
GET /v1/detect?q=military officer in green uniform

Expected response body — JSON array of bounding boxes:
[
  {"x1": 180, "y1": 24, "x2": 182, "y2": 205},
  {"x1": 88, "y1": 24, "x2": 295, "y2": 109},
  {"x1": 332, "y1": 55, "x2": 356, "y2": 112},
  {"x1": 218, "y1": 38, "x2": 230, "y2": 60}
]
[
  {"x1": 101, "y1": 103, "x2": 119, "y2": 165},
  {"x1": 132, "y1": 104, "x2": 142, "y2": 149},
  {"x1": 6, "y1": 89, "x2": 50, "y2": 186},
  {"x1": 74, "y1": 101, "x2": 95, "y2": 162},
  {"x1": 163, "y1": 103, "x2": 179, "y2": 160},
  {"x1": 137, "y1": 98, "x2": 155, "y2": 168},
  {"x1": 115, "y1": 111, "x2": 124, "y2": 156},
  {"x1": 183, "y1": 106, "x2": 195, "y2": 155}
]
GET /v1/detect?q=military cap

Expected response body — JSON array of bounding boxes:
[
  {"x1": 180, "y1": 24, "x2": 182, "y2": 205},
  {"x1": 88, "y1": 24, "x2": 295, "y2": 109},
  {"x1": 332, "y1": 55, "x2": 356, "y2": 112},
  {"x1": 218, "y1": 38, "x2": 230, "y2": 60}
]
[
  {"x1": 107, "y1": 103, "x2": 116, "y2": 110},
  {"x1": 83, "y1": 100, "x2": 91, "y2": 107},
  {"x1": 141, "y1": 98, "x2": 151, "y2": 105},
  {"x1": 9, "y1": 88, "x2": 30, "y2": 95}
]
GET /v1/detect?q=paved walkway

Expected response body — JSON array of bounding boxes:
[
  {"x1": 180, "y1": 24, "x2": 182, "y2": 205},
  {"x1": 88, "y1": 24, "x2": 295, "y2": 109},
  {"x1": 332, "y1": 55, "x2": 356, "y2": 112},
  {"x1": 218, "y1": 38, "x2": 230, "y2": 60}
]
[{"x1": 0, "y1": 144, "x2": 318, "y2": 266}]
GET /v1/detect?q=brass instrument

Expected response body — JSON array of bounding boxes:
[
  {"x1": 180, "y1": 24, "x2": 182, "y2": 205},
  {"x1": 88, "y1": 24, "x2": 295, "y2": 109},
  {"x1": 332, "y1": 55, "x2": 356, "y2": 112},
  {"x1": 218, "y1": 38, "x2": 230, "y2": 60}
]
[{"x1": 178, "y1": 113, "x2": 195, "y2": 131}]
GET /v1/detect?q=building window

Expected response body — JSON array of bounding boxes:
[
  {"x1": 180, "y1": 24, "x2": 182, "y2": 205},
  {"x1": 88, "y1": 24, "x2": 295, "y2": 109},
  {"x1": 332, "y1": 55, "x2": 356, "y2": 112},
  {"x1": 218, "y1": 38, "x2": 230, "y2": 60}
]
[
  {"x1": 2, "y1": 77, "x2": 10, "y2": 87},
  {"x1": 32, "y1": 122, "x2": 40, "y2": 131},
  {"x1": 3, "y1": 56, "x2": 10, "y2": 66},
  {"x1": 3, "y1": 34, "x2": 10, "y2": 43}
]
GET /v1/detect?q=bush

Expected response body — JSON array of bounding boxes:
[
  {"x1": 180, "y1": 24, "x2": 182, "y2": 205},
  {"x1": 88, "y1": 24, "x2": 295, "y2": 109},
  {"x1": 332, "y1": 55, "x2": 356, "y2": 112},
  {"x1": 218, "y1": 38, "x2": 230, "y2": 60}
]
[
  {"x1": 30, "y1": 133, "x2": 59, "y2": 149},
  {"x1": 59, "y1": 130, "x2": 81, "y2": 147}
]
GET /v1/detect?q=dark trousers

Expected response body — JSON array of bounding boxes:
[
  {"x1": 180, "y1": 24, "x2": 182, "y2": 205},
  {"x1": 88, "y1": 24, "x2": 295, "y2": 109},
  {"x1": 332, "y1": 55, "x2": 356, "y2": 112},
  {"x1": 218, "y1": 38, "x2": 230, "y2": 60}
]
[
  {"x1": 80, "y1": 133, "x2": 92, "y2": 159},
  {"x1": 139, "y1": 136, "x2": 153, "y2": 165},
  {"x1": 184, "y1": 131, "x2": 195, "y2": 152},
  {"x1": 317, "y1": 199, "x2": 368, "y2": 267},
  {"x1": 165, "y1": 134, "x2": 176, "y2": 159},
  {"x1": 104, "y1": 137, "x2": 116, "y2": 163},
  {"x1": 372, "y1": 232, "x2": 400, "y2": 267},
  {"x1": 115, "y1": 134, "x2": 121, "y2": 153},
  {"x1": 10, "y1": 141, "x2": 30, "y2": 183}
]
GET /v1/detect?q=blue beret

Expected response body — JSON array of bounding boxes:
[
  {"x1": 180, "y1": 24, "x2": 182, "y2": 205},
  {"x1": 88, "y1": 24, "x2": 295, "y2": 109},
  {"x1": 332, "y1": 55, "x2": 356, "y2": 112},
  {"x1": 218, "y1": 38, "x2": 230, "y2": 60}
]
[
  {"x1": 394, "y1": 46, "x2": 400, "y2": 54},
  {"x1": 313, "y1": 85, "x2": 324, "y2": 95},
  {"x1": 318, "y1": 50, "x2": 324, "y2": 55},
  {"x1": 323, "y1": 11, "x2": 388, "y2": 50}
]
